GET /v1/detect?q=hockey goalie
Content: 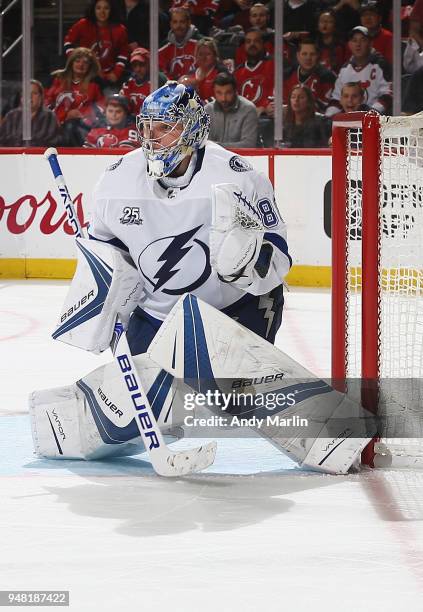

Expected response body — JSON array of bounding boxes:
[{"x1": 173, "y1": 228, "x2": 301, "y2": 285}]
[{"x1": 30, "y1": 82, "x2": 376, "y2": 475}]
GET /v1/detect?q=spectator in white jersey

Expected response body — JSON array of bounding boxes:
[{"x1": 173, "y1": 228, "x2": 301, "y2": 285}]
[
  {"x1": 88, "y1": 81, "x2": 291, "y2": 356},
  {"x1": 326, "y1": 25, "x2": 392, "y2": 117}
]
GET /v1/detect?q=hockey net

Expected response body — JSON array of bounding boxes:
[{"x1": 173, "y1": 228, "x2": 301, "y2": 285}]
[{"x1": 332, "y1": 112, "x2": 423, "y2": 468}]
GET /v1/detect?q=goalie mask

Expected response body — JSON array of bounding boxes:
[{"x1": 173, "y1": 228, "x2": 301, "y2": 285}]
[{"x1": 136, "y1": 81, "x2": 210, "y2": 179}]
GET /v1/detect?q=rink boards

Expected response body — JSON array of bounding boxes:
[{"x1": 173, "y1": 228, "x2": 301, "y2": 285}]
[{"x1": 0, "y1": 147, "x2": 332, "y2": 286}]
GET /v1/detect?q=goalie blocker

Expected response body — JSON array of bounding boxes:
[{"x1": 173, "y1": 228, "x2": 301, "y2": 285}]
[{"x1": 53, "y1": 237, "x2": 143, "y2": 354}]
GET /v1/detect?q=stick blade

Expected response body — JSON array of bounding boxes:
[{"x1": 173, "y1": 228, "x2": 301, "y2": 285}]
[{"x1": 157, "y1": 441, "x2": 217, "y2": 477}]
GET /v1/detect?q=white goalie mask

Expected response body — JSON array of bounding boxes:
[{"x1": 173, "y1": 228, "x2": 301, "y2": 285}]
[{"x1": 136, "y1": 81, "x2": 210, "y2": 179}]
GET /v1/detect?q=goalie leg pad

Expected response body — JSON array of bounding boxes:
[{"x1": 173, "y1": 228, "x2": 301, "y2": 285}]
[
  {"x1": 29, "y1": 353, "x2": 186, "y2": 460},
  {"x1": 28, "y1": 384, "x2": 135, "y2": 460},
  {"x1": 149, "y1": 294, "x2": 377, "y2": 475}
]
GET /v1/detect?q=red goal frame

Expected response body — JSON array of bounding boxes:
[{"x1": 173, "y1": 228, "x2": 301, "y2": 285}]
[{"x1": 331, "y1": 111, "x2": 382, "y2": 465}]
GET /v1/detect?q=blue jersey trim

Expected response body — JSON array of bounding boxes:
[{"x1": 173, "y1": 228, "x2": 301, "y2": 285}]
[
  {"x1": 88, "y1": 233, "x2": 129, "y2": 253},
  {"x1": 264, "y1": 232, "x2": 292, "y2": 268}
]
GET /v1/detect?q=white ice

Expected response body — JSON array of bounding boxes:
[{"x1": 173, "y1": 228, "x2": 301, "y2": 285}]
[{"x1": 1, "y1": 280, "x2": 423, "y2": 612}]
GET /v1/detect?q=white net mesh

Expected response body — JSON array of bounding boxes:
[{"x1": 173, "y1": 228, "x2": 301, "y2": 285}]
[{"x1": 345, "y1": 115, "x2": 423, "y2": 464}]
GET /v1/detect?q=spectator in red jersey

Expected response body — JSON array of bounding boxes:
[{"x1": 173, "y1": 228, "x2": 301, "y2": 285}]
[
  {"x1": 204, "y1": 71, "x2": 258, "y2": 147},
  {"x1": 234, "y1": 28, "x2": 274, "y2": 115},
  {"x1": 234, "y1": 3, "x2": 276, "y2": 66},
  {"x1": 283, "y1": 40, "x2": 336, "y2": 113},
  {"x1": 64, "y1": 0, "x2": 128, "y2": 90},
  {"x1": 159, "y1": 6, "x2": 201, "y2": 81},
  {"x1": 314, "y1": 9, "x2": 348, "y2": 74},
  {"x1": 83, "y1": 94, "x2": 139, "y2": 148},
  {"x1": 45, "y1": 47, "x2": 105, "y2": 146},
  {"x1": 282, "y1": 84, "x2": 330, "y2": 148},
  {"x1": 0, "y1": 80, "x2": 59, "y2": 147},
  {"x1": 171, "y1": 0, "x2": 220, "y2": 36},
  {"x1": 189, "y1": 38, "x2": 228, "y2": 101},
  {"x1": 359, "y1": 1, "x2": 392, "y2": 66},
  {"x1": 120, "y1": 47, "x2": 167, "y2": 115}
]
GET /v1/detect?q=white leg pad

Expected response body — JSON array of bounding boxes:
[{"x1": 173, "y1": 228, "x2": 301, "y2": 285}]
[
  {"x1": 269, "y1": 394, "x2": 374, "y2": 475},
  {"x1": 29, "y1": 384, "x2": 146, "y2": 460},
  {"x1": 29, "y1": 353, "x2": 185, "y2": 461}
]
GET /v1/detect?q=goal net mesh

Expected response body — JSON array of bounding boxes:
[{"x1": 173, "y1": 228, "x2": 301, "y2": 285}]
[{"x1": 345, "y1": 115, "x2": 423, "y2": 464}]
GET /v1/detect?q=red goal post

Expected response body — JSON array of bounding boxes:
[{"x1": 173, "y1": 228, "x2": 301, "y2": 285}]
[{"x1": 331, "y1": 111, "x2": 423, "y2": 467}]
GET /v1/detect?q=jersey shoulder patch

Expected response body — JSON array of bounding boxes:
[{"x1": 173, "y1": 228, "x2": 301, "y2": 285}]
[{"x1": 229, "y1": 155, "x2": 253, "y2": 173}]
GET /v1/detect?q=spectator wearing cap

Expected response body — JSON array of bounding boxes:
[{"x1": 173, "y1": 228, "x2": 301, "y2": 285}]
[
  {"x1": 326, "y1": 25, "x2": 392, "y2": 117},
  {"x1": 120, "y1": 48, "x2": 167, "y2": 115},
  {"x1": 204, "y1": 72, "x2": 259, "y2": 148},
  {"x1": 158, "y1": 6, "x2": 201, "y2": 81},
  {"x1": 83, "y1": 94, "x2": 138, "y2": 148},
  {"x1": 359, "y1": 1, "x2": 393, "y2": 66}
]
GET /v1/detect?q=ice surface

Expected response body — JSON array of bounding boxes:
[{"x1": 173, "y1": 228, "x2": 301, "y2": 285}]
[{"x1": 1, "y1": 281, "x2": 423, "y2": 612}]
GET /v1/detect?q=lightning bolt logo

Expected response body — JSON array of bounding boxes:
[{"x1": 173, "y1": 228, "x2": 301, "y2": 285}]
[
  {"x1": 139, "y1": 226, "x2": 211, "y2": 295},
  {"x1": 154, "y1": 226, "x2": 200, "y2": 292},
  {"x1": 258, "y1": 294, "x2": 276, "y2": 339}
]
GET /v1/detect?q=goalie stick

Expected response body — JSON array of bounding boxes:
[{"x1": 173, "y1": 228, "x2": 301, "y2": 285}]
[{"x1": 44, "y1": 147, "x2": 216, "y2": 477}]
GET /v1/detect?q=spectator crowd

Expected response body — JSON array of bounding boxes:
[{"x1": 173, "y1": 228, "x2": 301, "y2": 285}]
[{"x1": 0, "y1": 0, "x2": 421, "y2": 149}]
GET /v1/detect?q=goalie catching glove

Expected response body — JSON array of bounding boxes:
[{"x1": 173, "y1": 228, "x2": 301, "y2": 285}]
[
  {"x1": 52, "y1": 237, "x2": 143, "y2": 353},
  {"x1": 210, "y1": 183, "x2": 276, "y2": 289}
]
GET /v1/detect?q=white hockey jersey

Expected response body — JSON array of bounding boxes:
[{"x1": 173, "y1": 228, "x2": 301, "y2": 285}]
[
  {"x1": 326, "y1": 57, "x2": 392, "y2": 116},
  {"x1": 89, "y1": 142, "x2": 291, "y2": 321}
]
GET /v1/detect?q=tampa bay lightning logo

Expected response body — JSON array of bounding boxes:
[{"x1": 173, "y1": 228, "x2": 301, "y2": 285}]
[
  {"x1": 229, "y1": 155, "x2": 253, "y2": 172},
  {"x1": 138, "y1": 225, "x2": 211, "y2": 295}
]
